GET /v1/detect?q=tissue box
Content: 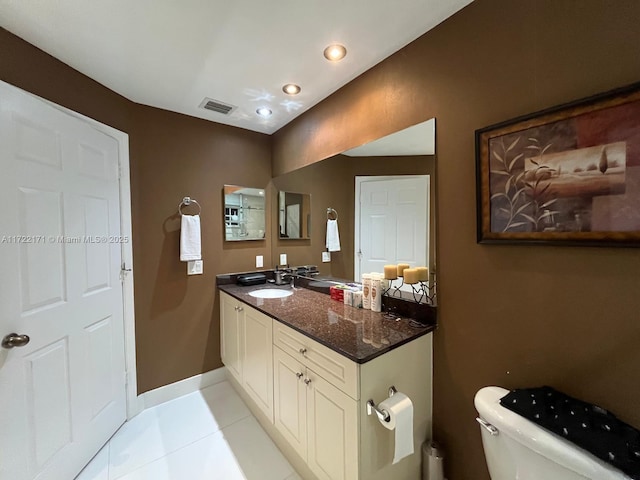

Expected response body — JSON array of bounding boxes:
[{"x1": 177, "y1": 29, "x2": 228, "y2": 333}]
[{"x1": 330, "y1": 286, "x2": 344, "y2": 302}]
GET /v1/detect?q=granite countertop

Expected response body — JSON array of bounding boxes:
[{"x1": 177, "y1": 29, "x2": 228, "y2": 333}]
[{"x1": 217, "y1": 281, "x2": 435, "y2": 364}]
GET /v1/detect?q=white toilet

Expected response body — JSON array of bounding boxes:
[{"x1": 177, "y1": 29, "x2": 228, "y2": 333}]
[{"x1": 474, "y1": 386, "x2": 633, "y2": 480}]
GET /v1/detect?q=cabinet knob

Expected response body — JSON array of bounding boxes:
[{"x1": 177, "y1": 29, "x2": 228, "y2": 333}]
[
  {"x1": 296, "y1": 372, "x2": 304, "y2": 379},
  {"x1": 304, "y1": 378, "x2": 312, "y2": 386},
  {"x1": 234, "y1": 306, "x2": 239, "y2": 311},
  {"x1": 299, "y1": 348, "x2": 307, "y2": 355},
  {"x1": 237, "y1": 307, "x2": 243, "y2": 312}
]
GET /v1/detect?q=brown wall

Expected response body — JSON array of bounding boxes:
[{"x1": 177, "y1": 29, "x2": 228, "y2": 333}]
[
  {"x1": 271, "y1": 154, "x2": 435, "y2": 280},
  {"x1": 4, "y1": 3, "x2": 640, "y2": 475},
  {"x1": 0, "y1": 28, "x2": 131, "y2": 133},
  {"x1": 272, "y1": 2, "x2": 640, "y2": 479},
  {"x1": 130, "y1": 106, "x2": 272, "y2": 392},
  {"x1": 1, "y1": 28, "x2": 274, "y2": 394}
]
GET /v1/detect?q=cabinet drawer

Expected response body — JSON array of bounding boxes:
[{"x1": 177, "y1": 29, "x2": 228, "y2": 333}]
[{"x1": 273, "y1": 321, "x2": 359, "y2": 400}]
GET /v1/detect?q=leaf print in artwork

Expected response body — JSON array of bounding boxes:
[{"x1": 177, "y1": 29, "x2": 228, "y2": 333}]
[{"x1": 488, "y1": 135, "x2": 560, "y2": 232}]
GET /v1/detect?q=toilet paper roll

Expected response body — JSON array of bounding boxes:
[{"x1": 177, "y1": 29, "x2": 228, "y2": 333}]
[{"x1": 378, "y1": 391, "x2": 414, "y2": 464}]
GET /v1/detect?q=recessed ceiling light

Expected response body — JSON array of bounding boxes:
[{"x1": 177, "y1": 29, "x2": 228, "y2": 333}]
[
  {"x1": 323, "y1": 44, "x2": 347, "y2": 61},
  {"x1": 256, "y1": 107, "x2": 272, "y2": 118},
  {"x1": 282, "y1": 83, "x2": 301, "y2": 95}
]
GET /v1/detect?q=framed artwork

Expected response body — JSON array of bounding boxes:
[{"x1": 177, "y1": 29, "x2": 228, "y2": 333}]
[{"x1": 476, "y1": 82, "x2": 640, "y2": 247}]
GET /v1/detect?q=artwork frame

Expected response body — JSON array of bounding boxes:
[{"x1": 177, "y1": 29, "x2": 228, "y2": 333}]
[{"x1": 476, "y1": 82, "x2": 640, "y2": 247}]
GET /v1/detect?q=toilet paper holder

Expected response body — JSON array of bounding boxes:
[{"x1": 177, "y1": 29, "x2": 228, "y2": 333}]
[{"x1": 367, "y1": 386, "x2": 397, "y2": 422}]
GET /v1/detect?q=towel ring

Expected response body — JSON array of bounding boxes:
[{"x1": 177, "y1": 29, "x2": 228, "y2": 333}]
[
  {"x1": 179, "y1": 196, "x2": 202, "y2": 215},
  {"x1": 327, "y1": 207, "x2": 338, "y2": 221}
]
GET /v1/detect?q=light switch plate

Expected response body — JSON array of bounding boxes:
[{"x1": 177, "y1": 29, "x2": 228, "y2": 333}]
[
  {"x1": 322, "y1": 252, "x2": 331, "y2": 263},
  {"x1": 280, "y1": 253, "x2": 287, "y2": 265},
  {"x1": 187, "y1": 260, "x2": 203, "y2": 275},
  {"x1": 256, "y1": 255, "x2": 264, "y2": 268}
]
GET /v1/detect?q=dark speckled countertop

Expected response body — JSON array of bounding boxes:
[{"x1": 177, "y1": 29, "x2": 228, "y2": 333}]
[{"x1": 218, "y1": 281, "x2": 435, "y2": 364}]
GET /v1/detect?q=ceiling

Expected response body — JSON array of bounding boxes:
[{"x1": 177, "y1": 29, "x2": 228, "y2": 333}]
[
  {"x1": 342, "y1": 118, "x2": 435, "y2": 157},
  {"x1": 0, "y1": 0, "x2": 472, "y2": 135}
]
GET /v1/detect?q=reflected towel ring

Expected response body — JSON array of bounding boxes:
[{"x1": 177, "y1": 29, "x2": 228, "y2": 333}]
[
  {"x1": 179, "y1": 196, "x2": 202, "y2": 215},
  {"x1": 327, "y1": 207, "x2": 338, "y2": 221}
]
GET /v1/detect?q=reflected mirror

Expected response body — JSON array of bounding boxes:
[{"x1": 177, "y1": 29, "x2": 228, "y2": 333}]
[
  {"x1": 272, "y1": 118, "x2": 436, "y2": 284},
  {"x1": 224, "y1": 185, "x2": 266, "y2": 241},
  {"x1": 279, "y1": 191, "x2": 311, "y2": 239}
]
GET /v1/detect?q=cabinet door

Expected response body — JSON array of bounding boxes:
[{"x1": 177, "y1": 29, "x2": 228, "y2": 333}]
[
  {"x1": 220, "y1": 292, "x2": 243, "y2": 383},
  {"x1": 307, "y1": 370, "x2": 359, "y2": 480},
  {"x1": 273, "y1": 320, "x2": 359, "y2": 400},
  {"x1": 243, "y1": 306, "x2": 274, "y2": 422},
  {"x1": 273, "y1": 347, "x2": 307, "y2": 460}
]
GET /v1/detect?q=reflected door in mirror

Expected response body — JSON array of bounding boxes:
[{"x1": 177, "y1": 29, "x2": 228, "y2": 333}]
[{"x1": 279, "y1": 191, "x2": 311, "y2": 239}]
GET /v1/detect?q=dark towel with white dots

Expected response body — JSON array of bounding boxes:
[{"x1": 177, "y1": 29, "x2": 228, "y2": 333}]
[{"x1": 500, "y1": 386, "x2": 640, "y2": 479}]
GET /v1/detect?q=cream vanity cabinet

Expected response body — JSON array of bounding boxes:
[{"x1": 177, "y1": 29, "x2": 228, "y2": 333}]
[
  {"x1": 220, "y1": 292, "x2": 274, "y2": 421},
  {"x1": 219, "y1": 291, "x2": 433, "y2": 480},
  {"x1": 273, "y1": 322, "x2": 359, "y2": 480}
]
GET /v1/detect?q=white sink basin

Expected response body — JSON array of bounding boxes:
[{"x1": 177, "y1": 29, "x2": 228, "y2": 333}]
[{"x1": 248, "y1": 289, "x2": 293, "y2": 299}]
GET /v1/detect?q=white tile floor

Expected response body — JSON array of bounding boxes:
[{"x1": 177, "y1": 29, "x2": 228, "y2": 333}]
[{"x1": 75, "y1": 381, "x2": 301, "y2": 480}]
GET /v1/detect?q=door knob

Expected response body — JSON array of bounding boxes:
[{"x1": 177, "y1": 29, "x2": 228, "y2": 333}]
[{"x1": 2, "y1": 333, "x2": 30, "y2": 349}]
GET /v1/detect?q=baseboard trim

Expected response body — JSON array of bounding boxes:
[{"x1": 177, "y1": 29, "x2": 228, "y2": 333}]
[{"x1": 139, "y1": 367, "x2": 228, "y2": 411}]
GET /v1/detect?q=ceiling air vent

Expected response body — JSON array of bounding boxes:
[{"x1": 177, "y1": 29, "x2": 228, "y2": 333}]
[{"x1": 198, "y1": 98, "x2": 236, "y2": 115}]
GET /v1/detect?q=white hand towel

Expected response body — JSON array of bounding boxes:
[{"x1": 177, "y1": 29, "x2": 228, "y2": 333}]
[
  {"x1": 326, "y1": 219, "x2": 341, "y2": 252},
  {"x1": 180, "y1": 214, "x2": 201, "y2": 262}
]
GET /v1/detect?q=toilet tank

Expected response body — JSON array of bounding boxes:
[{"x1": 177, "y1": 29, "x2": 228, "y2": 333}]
[{"x1": 474, "y1": 386, "x2": 632, "y2": 480}]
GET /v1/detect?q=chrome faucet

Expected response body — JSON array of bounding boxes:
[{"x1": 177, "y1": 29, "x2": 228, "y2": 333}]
[{"x1": 274, "y1": 265, "x2": 293, "y2": 285}]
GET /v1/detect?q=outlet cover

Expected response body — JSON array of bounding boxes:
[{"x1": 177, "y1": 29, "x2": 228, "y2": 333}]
[
  {"x1": 187, "y1": 260, "x2": 203, "y2": 275},
  {"x1": 256, "y1": 255, "x2": 264, "y2": 268},
  {"x1": 280, "y1": 253, "x2": 287, "y2": 265},
  {"x1": 322, "y1": 252, "x2": 331, "y2": 263}
]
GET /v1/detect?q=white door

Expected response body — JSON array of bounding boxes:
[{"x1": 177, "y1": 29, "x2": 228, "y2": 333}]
[
  {"x1": 286, "y1": 204, "x2": 301, "y2": 238},
  {"x1": 356, "y1": 176, "x2": 429, "y2": 284},
  {"x1": 0, "y1": 83, "x2": 127, "y2": 480}
]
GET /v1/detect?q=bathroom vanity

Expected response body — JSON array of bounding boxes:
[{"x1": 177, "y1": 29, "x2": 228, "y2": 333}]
[{"x1": 217, "y1": 277, "x2": 435, "y2": 480}]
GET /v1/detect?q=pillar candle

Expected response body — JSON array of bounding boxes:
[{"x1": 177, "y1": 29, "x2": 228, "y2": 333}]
[
  {"x1": 403, "y1": 268, "x2": 419, "y2": 284},
  {"x1": 384, "y1": 265, "x2": 398, "y2": 280},
  {"x1": 397, "y1": 263, "x2": 411, "y2": 277},
  {"x1": 417, "y1": 267, "x2": 429, "y2": 282}
]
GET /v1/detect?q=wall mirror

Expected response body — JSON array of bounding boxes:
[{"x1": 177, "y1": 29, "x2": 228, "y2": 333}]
[
  {"x1": 223, "y1": 185, "x2": 266, "y2": 241},
  {"x1": 278, "y1": 191, "x2": 311, "y2": 239},
  {"x1": 271, "y1": 118, "x2": 436, "y2": 286}
]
